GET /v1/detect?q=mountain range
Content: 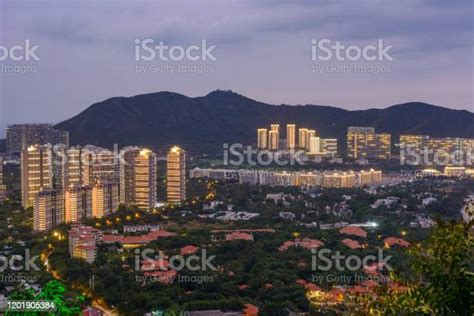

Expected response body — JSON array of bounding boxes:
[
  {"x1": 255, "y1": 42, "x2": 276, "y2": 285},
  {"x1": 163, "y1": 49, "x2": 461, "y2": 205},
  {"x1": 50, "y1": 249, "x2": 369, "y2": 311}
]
[{"x1": 54, "y1": 90, "x2": 474, "y2": 150}]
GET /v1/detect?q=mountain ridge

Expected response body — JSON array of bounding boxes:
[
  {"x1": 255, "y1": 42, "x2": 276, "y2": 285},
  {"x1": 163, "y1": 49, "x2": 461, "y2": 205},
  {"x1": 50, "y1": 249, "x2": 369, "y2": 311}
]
[{"x1": 54, "y1": 90, "x2": 474, "y2": 148}]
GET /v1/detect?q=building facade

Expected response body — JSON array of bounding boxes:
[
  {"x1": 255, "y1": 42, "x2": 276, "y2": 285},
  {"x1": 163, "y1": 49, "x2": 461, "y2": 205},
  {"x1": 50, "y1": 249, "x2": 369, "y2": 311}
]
[
  {"x1": 286, "y1": 124, "x2": 296, "y2": 149},
  {"x1": 21, "y1": 145, "x2": 54, "y2": 208},
  {"x1": 7, "y1": 124, "x2": 69, "y2": 156},
  {"x1": 257, "y1": 128, "x2": 268, "y2": 149},
  {"x1": 167, "y1": 146, "x2": 186, "y2": 203},
  {"x1": 34, "y1": 189, "x2": 64, "y2": 231}
]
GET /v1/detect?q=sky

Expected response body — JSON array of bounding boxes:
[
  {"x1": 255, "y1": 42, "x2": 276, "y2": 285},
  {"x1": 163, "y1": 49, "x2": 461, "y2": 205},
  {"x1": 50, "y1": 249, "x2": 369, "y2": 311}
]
[{"x1": 0, "y1": 0, "x2": 473, "y2": 137}]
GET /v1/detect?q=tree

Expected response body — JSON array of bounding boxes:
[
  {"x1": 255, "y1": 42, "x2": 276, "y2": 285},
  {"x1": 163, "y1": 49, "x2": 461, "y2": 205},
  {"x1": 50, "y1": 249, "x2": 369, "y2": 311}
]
[{"x1": 360, "y1": 218, "x2": 474, "y2": 315}]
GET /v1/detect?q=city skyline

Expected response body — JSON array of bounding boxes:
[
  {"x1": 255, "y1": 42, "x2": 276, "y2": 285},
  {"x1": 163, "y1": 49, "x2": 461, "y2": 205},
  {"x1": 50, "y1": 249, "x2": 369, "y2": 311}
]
[{"x1": 1, "y1": 0, "x2": 473, "y2": 137}]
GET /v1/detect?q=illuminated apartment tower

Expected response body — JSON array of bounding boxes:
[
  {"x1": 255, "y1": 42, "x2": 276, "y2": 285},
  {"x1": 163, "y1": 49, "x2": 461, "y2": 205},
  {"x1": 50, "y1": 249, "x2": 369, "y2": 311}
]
[
  {"x1": 306, "y1": 130, "x2": 316, "y2": 150},
  {"x1": 376, "y1": 133, "x2": 391, "y2": 159},
  {"x1": 298, "y1": 128, "x2": 308, "y2": 149},
  {"x1": 286, "y1": 124, "x2": 296, "y2": 149},
  {"x1": 0, "y1": 156, "x2": 5, "y2": 203},
  {"x1": 82, "y1": 146, "x2": 118, "y2": 186},
  {"x1": 119, "y1": 147, "x2": 141, "y2": 204},
  {"x1": 268, "y1": 124, "x2": 280, "y2": 150},
  {"x1": 347, "y1": 127, "x2": 377, "y2": 159},
  {"x1": 321, "y1": 138, "x2": 338, "y2": 157},
  {"x1": 92, "y1": 181, "x2": 119, "y2": 218},
  {"x1": 21, "y1": 144, "x2": 54, "y2": 208},
  {"x1": 58, "y1": 146, "x2": 83, "y2": 190},
  {"x1": 257, "y1": 128, "x2": 268, "y2": 149},
  {"x1": 34, "y1": 189, "x2": 64, "y2": 231},
  {"x1": 399, "y1": 134, "x2": 429, "y2": 164},
  {"x1": 309, "y1": 136, "x2": 321, "y2": 154},
  {"x1": 167, "y1": 146, "x2": 186, "y2": 203},
  {"x1": 65, "y1": 185, "x2": 92, "y2": 222},
  {"x1": 134, "y1": 149, "x2": 157, "y2": 210}
]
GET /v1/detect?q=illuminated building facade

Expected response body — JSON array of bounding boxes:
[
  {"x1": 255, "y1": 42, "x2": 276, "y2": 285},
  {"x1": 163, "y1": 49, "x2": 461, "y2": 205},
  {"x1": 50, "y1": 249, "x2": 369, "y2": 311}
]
[
  {"x1": 65, "y1": 185, "x2": 92, "y2": 222},
  {"x1": 257, "y1": 128, "x2": 268, "y2": 149},
  {"x1": 167, "y1": 146, "x2": 187, "y2": 203},
  {"x1": 298, "y1": 128, "x2": 308, "y2": 149},
  {"x1": 92, "y1": 181, "x2": 119, "y2": 218},
  {"x1": 21, "y1": 144, "x2": 54, "y2": 208},
  {"x1": 134, "y1": 149, "x2": 157, "y2": 210},
  {"x1": 286, "y1": 124, "x2": 296, "y2": 149},
  {"x1": 376, "y1": 133, "x2": 391, "y2": 159},
  {"x1": 0, "y1": 157, "x2": 5, "y2": 203},
  {"x1": 34, "y1": 189, "x2": 64, "y2": 231}
]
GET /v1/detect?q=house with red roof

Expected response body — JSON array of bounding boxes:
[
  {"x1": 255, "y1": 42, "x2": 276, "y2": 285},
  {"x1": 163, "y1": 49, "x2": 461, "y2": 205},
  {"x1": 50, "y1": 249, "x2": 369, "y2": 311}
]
[
  {"x1": 225, "y1": 232, "x2": 253, "y2": 241},
  {"x1": 384, "y1": 237, "x2": 410, "y2": 248},
  {"x1": 339, "y1": 226, "x2": 367, "y2": 238},
  {"x1": 242, "y1": 303, "x2": 259, "y2": 316},
  {"x1": 341, "y1": 238, "x2": 364, "y2": 249},
  {"x1": 180, "y1": 245, "x2": 199, "y2": 255}
]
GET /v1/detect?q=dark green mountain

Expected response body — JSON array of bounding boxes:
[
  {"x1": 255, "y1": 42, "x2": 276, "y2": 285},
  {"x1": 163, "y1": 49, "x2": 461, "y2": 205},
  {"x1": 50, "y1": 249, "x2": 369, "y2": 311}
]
[{"x1": 55, "y1": 90, "x2": 474, "y2": 149}]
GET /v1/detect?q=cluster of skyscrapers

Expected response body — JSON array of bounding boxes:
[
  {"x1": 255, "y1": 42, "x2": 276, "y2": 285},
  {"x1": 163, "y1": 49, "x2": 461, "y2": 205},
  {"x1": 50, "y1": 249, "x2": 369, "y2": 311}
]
[
  {"x1": 19, "y1": 144, "x2": 186, "y2": 231},
  {"x1": 257, "y1": 124, "x2": 338, "y2": 157},
  {"x1": 399, "y1": 134, "x2": 474, "y2": 165}
]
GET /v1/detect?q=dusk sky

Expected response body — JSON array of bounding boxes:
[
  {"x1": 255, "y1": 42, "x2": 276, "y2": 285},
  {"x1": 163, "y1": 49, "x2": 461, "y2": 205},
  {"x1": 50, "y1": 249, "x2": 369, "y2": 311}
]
[{"x1": 0, "y1": 0, "x2": 472, "y2": 137}]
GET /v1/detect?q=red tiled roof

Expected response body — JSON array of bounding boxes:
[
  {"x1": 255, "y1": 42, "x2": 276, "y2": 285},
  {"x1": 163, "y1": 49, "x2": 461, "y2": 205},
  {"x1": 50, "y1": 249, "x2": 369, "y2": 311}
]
[
  {"x1": 238, "y1": 284, "x2": 250, "y2": 290},
  {"x1": 180, "y1": 245, "x2": 198, "y2": 255},
  {"x1": 339, "y1": 226, "x2": 367, "y2": 237},
  {"x1": 141, "y1": 258, "x2": 169, "y2": 271},
  {"x1": 243, "y1": 303, "x2": 259, "y2": 316},
  {"x1": 384, "y1": 237, "x2": 410, "y2": 247},
  {"x1": 341, "y1": 238, "x2": 363, "y2": 249},
  {"x1": 225, "y1": 232, "x2": 253, "y2": 241}
]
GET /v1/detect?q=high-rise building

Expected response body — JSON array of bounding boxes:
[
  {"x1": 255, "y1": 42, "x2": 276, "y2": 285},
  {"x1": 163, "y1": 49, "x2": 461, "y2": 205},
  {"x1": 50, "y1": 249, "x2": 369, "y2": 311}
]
[
  {"x1": 7, "y1": 124, "x2": 69, "y2": 157},
  {"x1": 65, "y1": 185, "x2": 92, "y2": 222},
  {"x1": 167, "y1": 146, "x2": 186, "y2": 203},
  {"x1": 34, "y1": 189, "x2": 64, "y2": 231},
  {"x1": 298, "y1": 128, "x2": 308, "y2": 149},
  {"x1": 399, "y1": 135, "x2": 473, "y2": 165},
  {"x1": 92, "y1": 181, "x2": 119, "y2": 218},
  {"x1": 58, "y1": 146, "x2": 84, "y2": 190},
  {"x1": 306, "y1": 130, "x2": 316, "y2": 150},
  {"x1": 257, "y1": 128, "x2": 268, "y2": 149},
  {"x1": 118, "y1": 147, "x2": 156, "y2": 209},
  {"x1": 21, "y1": 145, "x2": 54, "y2": 208},
  {"x1": 347, "y1": 127, "x2": 377, "y2": 159},
  {"x1": 119, "y1": 147, "x2": 140, "y2": 205},
  {"x1": 309, "y1": 136, "x2": 321, "y2": 154},
  {"x1": 269, "y1": 124, "x2": 280, "y2": 150},
  {"x1": 321, "y1": 138, "x2": 338, "y2": 157},
  {"x1": 286, "y1": 124, "x2": 296, "y2": 149},
  {"x1": 376, "y1": 133, "x2": 391, "y2": 159},
  {"x1": 347, "y1": 127, "x2": 390, "y2": 160},
  {"x1": 268, "y1": 131, "x2": 278, "y2": 150},
  {"x1": 82, "y1": 146, "x2": 118, "y2": 185},
  {"x1": 0, "y1": 156, "x2": 6, "y2": 203},
  {"x1": 134, "y1": 149, "x2": 157, "y2": 210}
]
